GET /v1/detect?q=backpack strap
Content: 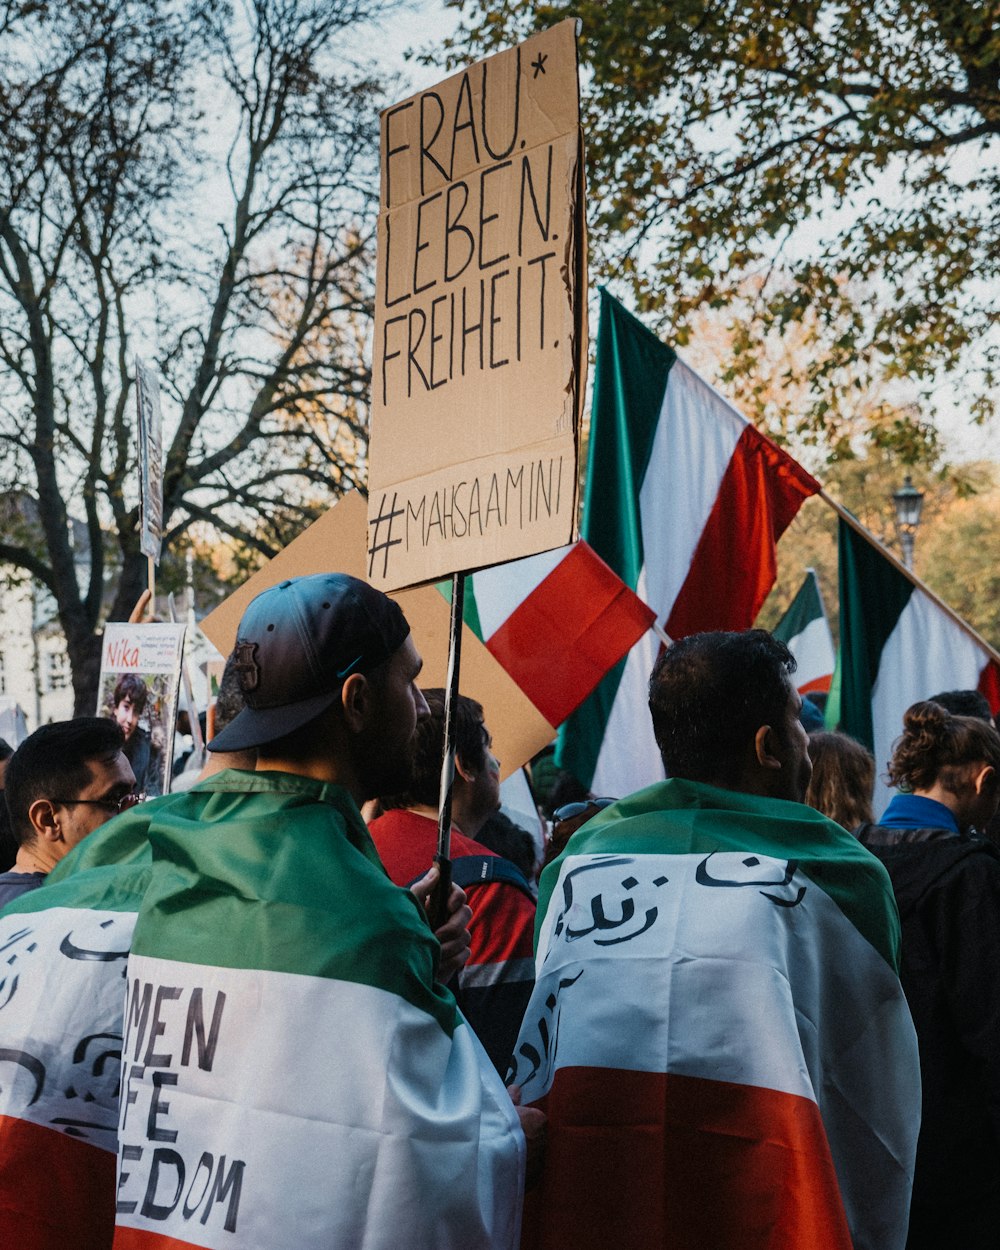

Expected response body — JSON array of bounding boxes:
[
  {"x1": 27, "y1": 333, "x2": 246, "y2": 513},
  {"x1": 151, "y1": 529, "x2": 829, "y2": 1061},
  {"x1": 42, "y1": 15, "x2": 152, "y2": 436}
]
[{"x1": 408, "y1": 854, "x2": 535, "y2": 901}]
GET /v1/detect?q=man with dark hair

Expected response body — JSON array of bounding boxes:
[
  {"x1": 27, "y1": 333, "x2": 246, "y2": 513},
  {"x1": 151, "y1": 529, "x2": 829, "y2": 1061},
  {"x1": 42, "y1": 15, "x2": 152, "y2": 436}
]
[
  {"x1": 104, "y1": 574, "x2": 529, "y2": 1249},
  {"x1": 647, "y1": 629, "x2": 812, "y2": 793},
  {"x1": 927, "y1": 688, "x2": 993, "y2": 722},
  {"x1": 512, "y1": 629, "x2": 920, "y2": 1250},
  {"x1": 0, "y1": 592, "x2": 528, "y2": 1250},
  {"x1": 0, "y1": 717, "x2": 136, "y2": 906},
  {"x1": 110, "y1": 672, "x2": 162, "y2": 796},
  {"x1": 370, "y1": 690, "x2": 537, "y2": 1074}
]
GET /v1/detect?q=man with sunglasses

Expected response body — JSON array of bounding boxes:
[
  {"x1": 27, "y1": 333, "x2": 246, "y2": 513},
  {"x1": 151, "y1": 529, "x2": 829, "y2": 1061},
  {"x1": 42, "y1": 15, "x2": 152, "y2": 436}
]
[{"x1": 0, "y1": 717, "x2": 137, "y2": 905}]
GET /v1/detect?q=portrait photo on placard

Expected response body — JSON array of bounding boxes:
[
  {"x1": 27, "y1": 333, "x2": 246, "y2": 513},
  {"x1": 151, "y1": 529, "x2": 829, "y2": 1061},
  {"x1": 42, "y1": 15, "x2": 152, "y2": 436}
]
[{"x1": 96, "y1": 623, "x2": 186, "y2": 797}]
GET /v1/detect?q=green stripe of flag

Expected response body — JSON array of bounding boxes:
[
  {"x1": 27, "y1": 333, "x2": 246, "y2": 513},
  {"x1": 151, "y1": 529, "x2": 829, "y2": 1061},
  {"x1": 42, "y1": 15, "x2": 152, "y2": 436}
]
[
  {"x1": 436, "y1": 577, "x2": 484, "y2": 641},
  {"x1": 0, "y1": 862, "x2": 151, "y2": 918},
  {"x1": 773, "y1": 569, "x2": 824, "y2": 643},
  {"x1": 836, "y1": 519, "x2": 913, "y2": 751},
  {"x1": 540, "y1": 777, "x2": 901, "y2": 971},
  {"x1": 130, "y1": 774, "x2": 461, "y2": 1036},
  {"x1": 582, "y1": 289, "x2": 676, "y2": 587},
  {"x1": 556, "y1": 291, "x2": 676, "y2": 788},
  {"x1": 824, "y1": 649, "x2": 843, "y2": 731}
]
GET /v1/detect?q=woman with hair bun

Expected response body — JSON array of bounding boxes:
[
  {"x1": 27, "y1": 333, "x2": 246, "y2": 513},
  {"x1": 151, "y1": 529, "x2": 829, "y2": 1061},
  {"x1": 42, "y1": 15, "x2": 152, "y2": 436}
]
[{"x1": 858, "y1": 700, "x2": 1000, "y2": 1248}]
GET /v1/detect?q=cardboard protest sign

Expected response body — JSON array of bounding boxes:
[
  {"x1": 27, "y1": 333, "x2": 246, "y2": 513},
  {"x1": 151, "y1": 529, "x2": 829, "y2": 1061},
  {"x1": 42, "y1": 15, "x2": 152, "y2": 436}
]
[
  {"x1": 97, "y1": 623, "x2": 185, "y2": 797},
  {"x1": 367, "y1": 19, "x2": 587, "y2": 591},
  {"x1": 135, "y1": 358, "x2": 164, "y2": 563},
  {"x1": 198, "y1": 491, "x2": 555, "y2": 777}
]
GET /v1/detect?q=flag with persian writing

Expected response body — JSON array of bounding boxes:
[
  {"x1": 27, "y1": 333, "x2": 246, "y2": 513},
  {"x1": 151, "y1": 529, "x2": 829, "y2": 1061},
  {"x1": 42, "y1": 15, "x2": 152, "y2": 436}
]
[
  {"x1": 829, "y1": 518, "x2": 1000, "y2": 814},
  {"x1": 0, "y1": 800, "x2": 159, "y2": 1250},
  {"x1": 511, "y1": 778, "x2": 919, "y2": 1250},
  {"x1": 445, "y1": 540, "x2": 656, "y2": 728},
  {"x1": 557, "y1": 291, "x2": 820, "y2": 797},
  {"x1": 773, "y1": 569, "x2": 835, "y2": 696},
  {"x1": 114, "y1": 770, "x2": 522, "y2": 1250}
]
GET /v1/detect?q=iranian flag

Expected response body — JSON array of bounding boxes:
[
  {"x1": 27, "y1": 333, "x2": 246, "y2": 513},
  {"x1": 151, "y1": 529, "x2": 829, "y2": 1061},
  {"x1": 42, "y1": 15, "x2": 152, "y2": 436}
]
[
  {"x1": 773, "y1": 569, "x2": 836, "y2": 695},
  {"x1": 0, "y1": 861, "x2": 150, "y2": 1250},
  {"x1": 512, "y1": 779, "x2": 919, "y2": 1250},
  {"x1": 830, "y1": 517, "x2": 1000, "y2": 814},
  {"x1": 558, "y1": 292, "x2": 820, "y2": 797},
  {"x1": 452, "y1": 540, "x2": 656, "y2": 729},
  {"x1": 0, "y1": 797, "x2": 174, "y2": 1250},
  {"x1": 114, "y1": 776, "x2": 523, "y2": 1250}
]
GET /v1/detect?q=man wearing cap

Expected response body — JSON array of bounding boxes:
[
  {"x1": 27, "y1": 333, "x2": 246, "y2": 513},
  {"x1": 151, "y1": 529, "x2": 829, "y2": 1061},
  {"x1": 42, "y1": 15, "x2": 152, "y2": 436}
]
[{"x1": 110, "y1": 573, "x2": 528, "y2": 1250}]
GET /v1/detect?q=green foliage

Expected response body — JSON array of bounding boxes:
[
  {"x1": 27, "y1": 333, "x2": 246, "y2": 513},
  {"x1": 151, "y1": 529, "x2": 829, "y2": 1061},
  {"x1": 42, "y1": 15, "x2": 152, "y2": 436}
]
[{"x1": 437, "y1": 1, "x2": 1000, "y2": 453}]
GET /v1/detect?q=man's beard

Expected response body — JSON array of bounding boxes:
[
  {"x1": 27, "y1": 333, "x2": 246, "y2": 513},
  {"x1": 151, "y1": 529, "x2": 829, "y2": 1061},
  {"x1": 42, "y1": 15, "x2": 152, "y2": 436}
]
[{"x1": 355, "y1": 727, "x2": 419, "y2": 803}]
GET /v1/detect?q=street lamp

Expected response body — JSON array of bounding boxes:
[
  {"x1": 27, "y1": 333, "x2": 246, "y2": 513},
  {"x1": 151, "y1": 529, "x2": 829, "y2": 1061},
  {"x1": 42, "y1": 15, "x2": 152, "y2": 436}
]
[{"x1": 892, "y1": 475, "x2": 924, "y2": 571}]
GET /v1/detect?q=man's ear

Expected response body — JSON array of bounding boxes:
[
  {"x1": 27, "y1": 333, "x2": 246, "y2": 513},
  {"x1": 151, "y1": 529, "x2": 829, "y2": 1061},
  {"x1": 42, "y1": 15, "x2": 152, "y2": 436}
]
[
  {"x1": 340, "y1": 673, "x2": 371, "y2": 733},
  {"x1": 454, "y1": 753, "x2": 475, "y2": 784},
  {"x1": 973, "y1": 764, "x2": 997, "y2": 797},
  {"x1": 754, "y1": 725, "x2": 783, "y2": 772},
  {"x1": 27, "y1": 798, "x2": 61, "y2": 844}
]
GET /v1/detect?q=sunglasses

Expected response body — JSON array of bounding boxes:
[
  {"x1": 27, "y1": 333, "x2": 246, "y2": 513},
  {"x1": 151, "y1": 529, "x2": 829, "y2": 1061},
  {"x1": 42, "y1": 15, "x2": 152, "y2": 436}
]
[
  {"x1": 552, "y1": 797, "x2": 615, "y2": 824},
  {"x1": 51, "y1": 791, "x2": 146, "y2": 816}
]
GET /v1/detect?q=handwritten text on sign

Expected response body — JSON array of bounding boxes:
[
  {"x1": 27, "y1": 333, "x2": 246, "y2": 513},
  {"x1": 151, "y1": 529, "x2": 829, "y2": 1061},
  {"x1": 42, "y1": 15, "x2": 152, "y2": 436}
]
[{"x1": 368, "y1": 21, "x2": 585, "y2": 590}]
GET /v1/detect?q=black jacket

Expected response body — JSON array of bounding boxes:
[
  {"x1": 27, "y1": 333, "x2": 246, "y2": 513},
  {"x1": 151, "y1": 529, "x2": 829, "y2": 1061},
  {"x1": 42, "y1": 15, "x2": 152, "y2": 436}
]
[{"x1": 857, "y1": 822, "x2": 1000, "y2": 1235}]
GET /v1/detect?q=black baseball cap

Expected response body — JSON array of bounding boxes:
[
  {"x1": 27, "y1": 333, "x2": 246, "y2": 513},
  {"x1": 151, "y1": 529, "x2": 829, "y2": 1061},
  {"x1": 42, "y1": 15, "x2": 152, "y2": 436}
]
[{"x1": 208, "y1": 573, "x2": 410, "y2": 753}]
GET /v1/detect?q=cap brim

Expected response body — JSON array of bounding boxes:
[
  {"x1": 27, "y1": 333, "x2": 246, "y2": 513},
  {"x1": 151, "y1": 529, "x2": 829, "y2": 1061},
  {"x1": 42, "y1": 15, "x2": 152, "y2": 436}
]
[{"x1": 207, "y1": 687, "x2": 342, "y2": 754}]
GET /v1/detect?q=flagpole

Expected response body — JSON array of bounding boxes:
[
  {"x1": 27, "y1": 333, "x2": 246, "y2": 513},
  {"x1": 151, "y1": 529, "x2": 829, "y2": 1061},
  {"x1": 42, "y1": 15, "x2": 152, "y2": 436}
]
[
  {"x1": 429, "y1": 570, "x2": 465, "y2": 930},
  {"x1": 817, "y1": 487, "x2": 1000, "y2": 668}
]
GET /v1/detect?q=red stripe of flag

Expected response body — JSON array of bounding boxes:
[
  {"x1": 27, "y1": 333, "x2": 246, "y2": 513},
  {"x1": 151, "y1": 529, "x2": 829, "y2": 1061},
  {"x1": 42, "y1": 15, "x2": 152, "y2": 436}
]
[
  {"x1": 0, "y1": 1113, "x2": 116, "y2": 1250},
  {"x1": 522, "y1": 1067, "x2": 851, "y2": 1250},
  {"x1": 114, "y1": 1228, "x2": 201, "y2": 1249},
  {"x1": 978, "y1": 659, "x2": 1000, "y2": 716},
  {"x1": 486, "y1": 542, "x2": 655, "y2": 727},
  {"x1": 666, "y1": 423, "x2": 819, "y2": 639}
]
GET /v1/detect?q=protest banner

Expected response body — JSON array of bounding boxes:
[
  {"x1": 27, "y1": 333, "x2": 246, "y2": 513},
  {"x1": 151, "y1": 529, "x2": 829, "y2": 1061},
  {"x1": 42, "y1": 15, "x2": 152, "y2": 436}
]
[
  {"x1": 367, "y1": 19, "x2": 587, "y2": 592},
  {"x1": 97, "y1": 623, "x2": 185, "y2": 797},
  {"x1": 198, "y1": 491, "x2": 555, "y2": 776},
  {"x1": 135, "y1": 358, "x2": 164, "y2": 565}
]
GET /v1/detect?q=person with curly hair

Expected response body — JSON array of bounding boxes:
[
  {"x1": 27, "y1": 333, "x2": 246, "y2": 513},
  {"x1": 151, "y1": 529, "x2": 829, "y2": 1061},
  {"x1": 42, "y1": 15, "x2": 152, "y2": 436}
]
[{"x1": 858, "y1": 700, "x2": 1000, "y2": 1248}]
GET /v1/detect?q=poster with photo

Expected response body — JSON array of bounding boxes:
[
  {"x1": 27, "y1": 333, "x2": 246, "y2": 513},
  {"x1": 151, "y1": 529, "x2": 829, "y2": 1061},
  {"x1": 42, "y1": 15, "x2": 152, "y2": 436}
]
[{"x1": 96, "y1": 622, "x2": 186, "y2": 797}]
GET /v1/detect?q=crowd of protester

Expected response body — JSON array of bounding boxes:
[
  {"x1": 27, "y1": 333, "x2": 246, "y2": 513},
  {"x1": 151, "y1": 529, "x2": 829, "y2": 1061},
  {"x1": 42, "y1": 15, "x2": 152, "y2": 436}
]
[{"x1": 1, "y1": 578, "x2": 999, "y2": 1248}]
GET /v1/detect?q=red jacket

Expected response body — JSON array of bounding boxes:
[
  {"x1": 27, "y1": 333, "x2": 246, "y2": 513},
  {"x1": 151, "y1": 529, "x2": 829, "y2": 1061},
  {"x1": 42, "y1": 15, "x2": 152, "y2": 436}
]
[{"x1": 369, "y1": 808, "x2": 536, "y2": 1075}]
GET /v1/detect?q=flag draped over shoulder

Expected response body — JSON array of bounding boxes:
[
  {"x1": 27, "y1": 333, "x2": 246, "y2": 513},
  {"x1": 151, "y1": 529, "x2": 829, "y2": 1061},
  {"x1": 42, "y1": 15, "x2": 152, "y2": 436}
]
[
  {"x1": 511, "y1": 778, "x2": 919, "y2": 1250},
  {"x1": 557, "y1": 292, "x2": 820, "y2": 796},
  {"x1": 0, "y1": 799, "x2": 162, "y2": 1250},
  {"x1": 114, "y1": 770, "x2": 523, "y2": 1250},
  {"x1": 773, "y1": 569, "x2": 836, "y2": 695},
  {"x1": 443, "y1": 540, "x2": 655, "y2": 729},
  {"x1": 831, "y1": 518, "x2": 1000, "y2": 813}
]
